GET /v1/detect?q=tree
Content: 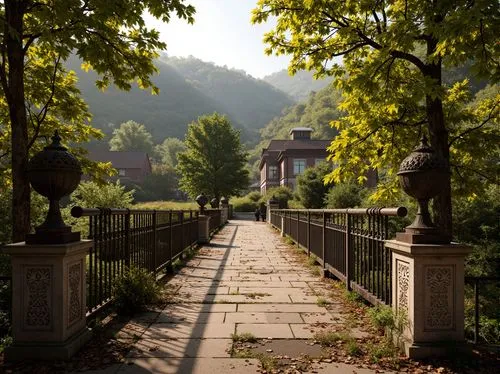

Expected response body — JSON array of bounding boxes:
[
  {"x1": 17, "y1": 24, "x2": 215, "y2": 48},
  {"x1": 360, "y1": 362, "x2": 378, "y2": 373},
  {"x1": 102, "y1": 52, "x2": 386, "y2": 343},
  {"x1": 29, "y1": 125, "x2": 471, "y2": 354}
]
[
  {"x1": 176, "y1": 113, "x2": 249, "y2": 200},
  {"x1": 324, "y1": 183, "x2": 365, "y2": 209},
  {"x1": 109, "y1": 121, "x2": 154, "y2": 154},
  {"x1": 155, "y1": 137, "x2": 186, "y2": 167},
  {"x1": 296, "y1": 161, "x2": 333, "y2": 209},
  {"x1": 252, "y1": 0, "x2": 499, "y2": 237},
  {"x1": 0, "y1": 1, "x2": 195, "y2": 242}
]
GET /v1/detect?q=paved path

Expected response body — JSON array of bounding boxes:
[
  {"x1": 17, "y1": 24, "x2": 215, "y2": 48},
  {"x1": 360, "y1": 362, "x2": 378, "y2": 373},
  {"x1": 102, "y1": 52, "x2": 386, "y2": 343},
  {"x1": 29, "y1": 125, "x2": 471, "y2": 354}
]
[{"x1": 94, "y1": 217, "x2": 385, "y2": 374}]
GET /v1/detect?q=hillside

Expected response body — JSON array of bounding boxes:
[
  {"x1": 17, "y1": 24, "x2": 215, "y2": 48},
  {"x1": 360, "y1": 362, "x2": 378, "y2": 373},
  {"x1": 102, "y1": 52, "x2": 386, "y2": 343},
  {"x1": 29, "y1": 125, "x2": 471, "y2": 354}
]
[
  {"x1": 67, "y1": 56, "x2": 293, "y2": 144},
  {"x1": 263, "y1": 69, "x2": 333, "y2": 102}
]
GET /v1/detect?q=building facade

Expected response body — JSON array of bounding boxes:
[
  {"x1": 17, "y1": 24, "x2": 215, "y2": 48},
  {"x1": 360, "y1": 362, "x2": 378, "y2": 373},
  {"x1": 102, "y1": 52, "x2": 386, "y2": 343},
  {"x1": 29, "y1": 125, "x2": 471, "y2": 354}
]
[
  {"x1": 259, "y1": 128, "x2": 331, "y2": 193},
  {"x1": 88, "y1": 150, "x2": 152, "y2": 184}
]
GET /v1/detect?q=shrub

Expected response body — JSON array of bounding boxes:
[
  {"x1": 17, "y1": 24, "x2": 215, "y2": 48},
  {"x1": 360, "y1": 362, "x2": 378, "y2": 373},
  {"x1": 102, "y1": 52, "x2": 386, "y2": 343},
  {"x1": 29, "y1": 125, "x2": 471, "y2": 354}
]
[
  {"x1": 260, "y1": 186, "x2": 293, "y2": 208},
  {"x1": 324, "y1": 183, "x2": 365, "y2": 208},
  {"x1": 71, "y1": 180, "x2": 134, "y2": 208},
  {"x1": 246, "y1": 191, "x2": 262, "y2": 202},
  {"x1": 112, "y1": 266, "x2": 160, "y2": 315},
  {"x1": 231, "y1": 196, "x2": 259, "y2": 212},
  {"x1": 296, "y1": 161, "x2": 333, "y2": 208}
]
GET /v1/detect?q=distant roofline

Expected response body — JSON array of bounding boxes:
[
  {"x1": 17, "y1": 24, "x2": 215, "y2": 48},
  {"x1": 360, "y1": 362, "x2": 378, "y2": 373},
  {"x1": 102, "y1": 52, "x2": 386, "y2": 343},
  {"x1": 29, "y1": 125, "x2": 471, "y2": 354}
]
[{"x1": 289, "y1": 127, "x2": 313, "y2": 134}]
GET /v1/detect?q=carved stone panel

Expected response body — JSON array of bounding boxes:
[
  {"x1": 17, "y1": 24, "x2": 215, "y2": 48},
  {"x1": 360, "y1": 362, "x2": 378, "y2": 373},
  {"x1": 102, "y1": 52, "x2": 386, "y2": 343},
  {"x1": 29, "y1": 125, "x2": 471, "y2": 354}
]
[
  {"x1": 68, "y1": 261, "x2": 82, "y2": 327},
  {"x1": 424, "y1": 265, "x2": 454, "y2": 330},
  {"x1": 24, "y1": 266, "x2": 52, "y2": 330},
  {"x1": 396, "y1": 260, "x2": 410, "y2": 314}
]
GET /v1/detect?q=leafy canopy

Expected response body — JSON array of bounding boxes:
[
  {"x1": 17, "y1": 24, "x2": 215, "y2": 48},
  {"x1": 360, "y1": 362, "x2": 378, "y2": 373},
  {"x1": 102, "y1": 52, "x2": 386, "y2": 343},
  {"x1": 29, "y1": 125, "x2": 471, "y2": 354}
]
[
  {"x1": 109, "y1": 120, "x2": 154, "y2": 154},
  {"x1": 155, "y1": 137, "x2": 186, "y2": 167},
  {"x1": 252, "y1": 0, "x2": 499, "y2": 205},
  {"x1": 176, "y1": 113, "x2": 249, "y2": 200}
]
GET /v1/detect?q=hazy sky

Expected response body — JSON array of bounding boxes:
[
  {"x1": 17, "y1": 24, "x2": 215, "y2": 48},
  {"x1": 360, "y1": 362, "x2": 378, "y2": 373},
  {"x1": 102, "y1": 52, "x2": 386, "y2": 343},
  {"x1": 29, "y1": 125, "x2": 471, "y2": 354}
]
[{"x1": 144, "y1": 0, "x2": 291, "y2": 78}]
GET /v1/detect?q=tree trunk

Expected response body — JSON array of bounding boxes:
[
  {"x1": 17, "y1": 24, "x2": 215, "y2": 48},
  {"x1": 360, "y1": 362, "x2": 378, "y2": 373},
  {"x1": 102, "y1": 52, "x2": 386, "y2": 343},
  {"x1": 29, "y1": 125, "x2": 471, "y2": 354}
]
[
  {"x1": 5, "y1": 1, "x2": 31, "y2": 243},
  {"x1": 423, "y1": 60, "x2": 453, "y2": 239}
]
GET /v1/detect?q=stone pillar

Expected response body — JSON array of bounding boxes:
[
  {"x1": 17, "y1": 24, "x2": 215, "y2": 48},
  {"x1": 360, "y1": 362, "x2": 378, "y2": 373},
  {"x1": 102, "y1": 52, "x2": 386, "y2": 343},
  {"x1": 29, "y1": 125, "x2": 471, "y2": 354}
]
[
  {"x1": 3, "y1": 240, "x2": 92, "y2": 361},
  {"x1": 220, "y1": 203, "x2": 229, "y2": 224},
  {"x1": 198, "y1": 215, "x2": 211, "y2": 244},
  {"x1": 385, "y1": 240, "x2": 472, "y2": 359},
  {"x1": 267, "y1": 201, "x2": 279, "y2": 224}
]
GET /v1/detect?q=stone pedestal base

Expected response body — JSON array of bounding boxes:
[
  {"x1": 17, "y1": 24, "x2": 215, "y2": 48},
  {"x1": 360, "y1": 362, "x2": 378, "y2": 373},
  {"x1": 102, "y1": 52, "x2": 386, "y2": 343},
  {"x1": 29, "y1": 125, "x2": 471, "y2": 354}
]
[
  {"x1": 3, "y1": 240, "x2": 92, "y2": 361},
  {"x1": 198, "y1": 215, "x2": 210, "y2": 244},
  {"x1": 385, "y1": 240, "x2": 471, "y2": 359}
]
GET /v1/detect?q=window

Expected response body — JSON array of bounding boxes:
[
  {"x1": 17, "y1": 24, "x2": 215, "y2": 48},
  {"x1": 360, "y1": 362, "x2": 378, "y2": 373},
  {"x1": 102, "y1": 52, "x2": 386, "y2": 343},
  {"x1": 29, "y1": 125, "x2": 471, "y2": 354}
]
[
  {"x1": 268, "y1": 165, "x2": 278, "y2": 179},
  {"x1": 293, "y1": 159, "x2": 306, "y2": 175},
  {"x1": 118, "y1": 169, "x2": 126, "y2": 176}
]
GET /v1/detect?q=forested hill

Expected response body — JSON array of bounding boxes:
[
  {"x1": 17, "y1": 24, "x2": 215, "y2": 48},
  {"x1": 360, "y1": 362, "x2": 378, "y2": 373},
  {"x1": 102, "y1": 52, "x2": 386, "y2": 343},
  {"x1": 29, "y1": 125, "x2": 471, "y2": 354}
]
[
  {"x1": 66, "y1": 55, "x2": 293, "y2": 144},
  {"x1": 263, "y1": 69, "x2": 333, "y2": 102}
]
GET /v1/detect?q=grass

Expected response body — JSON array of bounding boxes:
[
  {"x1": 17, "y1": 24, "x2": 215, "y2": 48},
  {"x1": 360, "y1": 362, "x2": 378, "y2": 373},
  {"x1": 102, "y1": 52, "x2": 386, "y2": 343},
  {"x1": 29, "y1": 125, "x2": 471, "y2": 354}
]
[
  {"x1": 246, "y1": 292, "x2": 271, "y2": 299},
  {"x1": 313, "y1": 331, "x2": 351, "y2": 347},
  {"x1": 232, "y1": 349, "x2": 279, "y2": 372},
  {"x1": 133, "y1": 201, "x2": 198, "y2": 210},
  {"x1": 231, "y1": 332, "x2": 258, "y2": 343},
  {"x1": 316, "y1": 297, "x2": 329, "y2": 306}
]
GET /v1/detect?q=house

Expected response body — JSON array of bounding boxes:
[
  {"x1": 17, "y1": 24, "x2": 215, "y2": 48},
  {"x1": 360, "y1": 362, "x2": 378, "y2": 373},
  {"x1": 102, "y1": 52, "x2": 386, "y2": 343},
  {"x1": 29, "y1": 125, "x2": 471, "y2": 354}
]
[
  {"x1": 88, "y1": 150, "x2": 152, "y2": 184},
  {"x1": 259, "y1": 128, "x2": 331, "y2": 193}
]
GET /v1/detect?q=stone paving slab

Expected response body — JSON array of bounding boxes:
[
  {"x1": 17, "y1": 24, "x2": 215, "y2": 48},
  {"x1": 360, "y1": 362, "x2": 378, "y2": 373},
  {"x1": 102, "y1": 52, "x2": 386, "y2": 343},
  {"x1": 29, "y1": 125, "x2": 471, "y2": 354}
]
[
  {"x1": 119, "y1": 358, "x2": 261, "y2": 374},
  {"x1": 144, "y1": 323, "x2": 235, "y2": 339},
  {"x1": 128, "y1": 338, "x2": 232, "y2": 358},
  {"x1": 237, "y1": 303, "x2": 326, "y2": 313},
  {"x1": 225, "y1": 312, "x2": 303, "y2": 324},
  {"x1": 236, "y1": 323, "x2": 294, "y2": 338}
]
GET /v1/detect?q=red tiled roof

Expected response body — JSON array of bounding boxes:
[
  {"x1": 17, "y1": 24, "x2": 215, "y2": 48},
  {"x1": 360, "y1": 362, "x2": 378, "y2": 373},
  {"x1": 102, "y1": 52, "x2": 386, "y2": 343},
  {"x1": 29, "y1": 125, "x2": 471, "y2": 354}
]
[{"x1": 87, "y1": 150, "x2": 150, "y2": 169}]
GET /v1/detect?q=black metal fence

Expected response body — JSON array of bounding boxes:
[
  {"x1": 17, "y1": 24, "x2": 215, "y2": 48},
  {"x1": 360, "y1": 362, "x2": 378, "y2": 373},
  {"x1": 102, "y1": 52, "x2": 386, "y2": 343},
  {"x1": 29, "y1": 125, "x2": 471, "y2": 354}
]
[
  {"x1": 270, "y1": 208, "x2": 407, "y2": 305},
  {"x1": 71, "y1": 207, "x2": 211, "y2": 316},
  {"x1": 464, "y1": 276, "x2": 500, "y2": 344}
]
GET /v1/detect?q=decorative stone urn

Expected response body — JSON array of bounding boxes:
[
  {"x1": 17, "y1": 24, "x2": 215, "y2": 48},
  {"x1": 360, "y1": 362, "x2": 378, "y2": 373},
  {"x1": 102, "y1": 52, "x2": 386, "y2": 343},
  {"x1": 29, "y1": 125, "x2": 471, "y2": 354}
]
[
  {"x1": 396, "y1": 136, "x2": 449, "y2": 244},
  {"x1": 210, "y1": 197, "x2": 219, "y2": 208},
  {"x1": 196, "y1": 193, "x2": 208, "y2": 213},
  {"x1": 26, "y1": 131, "x2": 82, "y2": 244}
]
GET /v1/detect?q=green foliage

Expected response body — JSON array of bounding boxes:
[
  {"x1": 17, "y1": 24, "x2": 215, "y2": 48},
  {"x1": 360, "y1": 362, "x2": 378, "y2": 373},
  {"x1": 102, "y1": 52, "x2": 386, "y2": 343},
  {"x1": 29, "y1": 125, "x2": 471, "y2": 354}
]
[
  {"x1": 260, "y1": 186, "x2": 293, "y2": 208},
  {"x1": 112, "y1": 266, "x2": 160, "y2": 315},
  {"x1": 132, "y1": 164, "x2": 179, "y2": 202},
  {"x1": 324, "y1": 183, "x2": 365, "y2": 209},
  {"x1": 245, "y1": 191, "x2": 262, "y2": 202},
  {"x1": 133, "y1": 201, "x2": 197, "y2": 210},
  {"x1": 155, "y1": 137, "x2": 185, "y2": 167},
  {"x1": 296, "y1": 161, "x2": 333, "y2": 208},
  {"x1": 177, "y1": 113, "x2": 249, "y2": 199},
  {"x1": 70, "y1": 181, "x2": 134, "y2": 209},
  {"x1": 253, "y1": 0, "x2": 499, "y2": 234},
  {"x1": 109, "y1": 120, "x2": 154, "y2": 154},
  {"x1": 231, "y1": 196, "x2": 259, "y2": 212}
]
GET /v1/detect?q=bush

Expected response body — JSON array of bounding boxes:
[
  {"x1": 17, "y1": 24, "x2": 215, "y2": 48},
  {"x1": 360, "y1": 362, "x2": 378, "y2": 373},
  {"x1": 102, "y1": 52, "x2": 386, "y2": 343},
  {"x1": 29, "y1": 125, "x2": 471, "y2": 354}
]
[
  {"x1": 246, "y1": 191, "x2": 262, "y2": 202},
  {"x1": 71, "y1": 180, "x2": 134, "y2": 208},
  {"x1": 112, "y1": 266, "x2": 160, "y2": 315},
  {"x1": 296, "y1": 161, "x2": 333, "y2": 208},
  {"x1": 231, "y1": 196, "x2": 259, "y2": 212},
  {"x1": 260, "y1": 186, "x2": 293, "y2": 208},
  {"x1": 324, "y1": 183, "x2": 365, "y2": 208}
]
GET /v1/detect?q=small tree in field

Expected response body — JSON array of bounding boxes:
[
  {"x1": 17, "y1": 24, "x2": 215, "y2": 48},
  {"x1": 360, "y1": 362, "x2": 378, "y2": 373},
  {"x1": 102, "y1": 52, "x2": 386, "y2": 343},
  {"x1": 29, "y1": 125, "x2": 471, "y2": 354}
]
[{"x1": 176, "y1": 113, "x2": 249, "y2": 200}]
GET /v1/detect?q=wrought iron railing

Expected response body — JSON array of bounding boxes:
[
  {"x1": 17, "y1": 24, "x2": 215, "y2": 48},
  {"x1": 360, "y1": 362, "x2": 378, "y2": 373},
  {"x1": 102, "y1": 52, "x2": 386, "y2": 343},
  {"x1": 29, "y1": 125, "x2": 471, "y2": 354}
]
[
  {"x1": 464, "y1": 276, "x2": 500, "y2": 345},
  {"x1": 270, "y1": 208, "x2": 407, "y2": 305},
  {"x1": 71, "y1": 207, "x2": 206, "y2": 316}
]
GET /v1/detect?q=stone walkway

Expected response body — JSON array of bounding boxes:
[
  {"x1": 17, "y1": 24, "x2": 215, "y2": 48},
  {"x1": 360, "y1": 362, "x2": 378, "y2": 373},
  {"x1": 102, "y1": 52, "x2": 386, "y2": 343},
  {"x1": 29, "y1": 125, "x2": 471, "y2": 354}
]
[{"x1": 89, "y1": 216, "x2": 387, "y2": 374}]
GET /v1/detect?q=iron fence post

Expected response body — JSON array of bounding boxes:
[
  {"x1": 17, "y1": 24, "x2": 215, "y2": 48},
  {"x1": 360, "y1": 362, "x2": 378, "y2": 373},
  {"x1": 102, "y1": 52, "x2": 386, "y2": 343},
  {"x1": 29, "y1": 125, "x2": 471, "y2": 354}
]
[
  {"x1": 345, "y1": 213, "x2": 352, "y2": 291},
  {"x1": 307, "y1": 211, "x2": 311, "y2": 257},
  {"x1": 167, "y1": 210, "x2": 173, "y2": 273},
  {"x1": 297, "y1": 211, "x2": 300, "y2": 248},
  {"x1": 322, "y1": 211, "x2": 326, "y2": 267},
  {"x1": 152, "y1": 210, "x2": 157, "y2": 274},
  {"x1": 474, "y1": 280, "x2": 479, "y2": 344},
  {"x1": 124, "y1": 209, "x2": 130, "y2": 268}
]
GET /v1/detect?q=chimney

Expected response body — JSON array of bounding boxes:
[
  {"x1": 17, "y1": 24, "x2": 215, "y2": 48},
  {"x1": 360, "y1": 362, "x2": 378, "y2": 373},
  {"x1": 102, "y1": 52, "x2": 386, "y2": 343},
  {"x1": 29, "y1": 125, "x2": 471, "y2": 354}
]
[{"x1": 289, "y1": 127, "x2": 313, "y2": 140}]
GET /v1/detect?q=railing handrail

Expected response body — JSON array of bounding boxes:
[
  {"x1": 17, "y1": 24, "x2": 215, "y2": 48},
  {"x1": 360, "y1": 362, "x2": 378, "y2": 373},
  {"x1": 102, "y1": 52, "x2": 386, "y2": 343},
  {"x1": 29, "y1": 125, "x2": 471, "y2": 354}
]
[
  {"x1": 272, "y1": 207, "x2": 408, "y2": 217},
  {"x1": 71, "y1": 206, "x2": 201, "y2": 217}
]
